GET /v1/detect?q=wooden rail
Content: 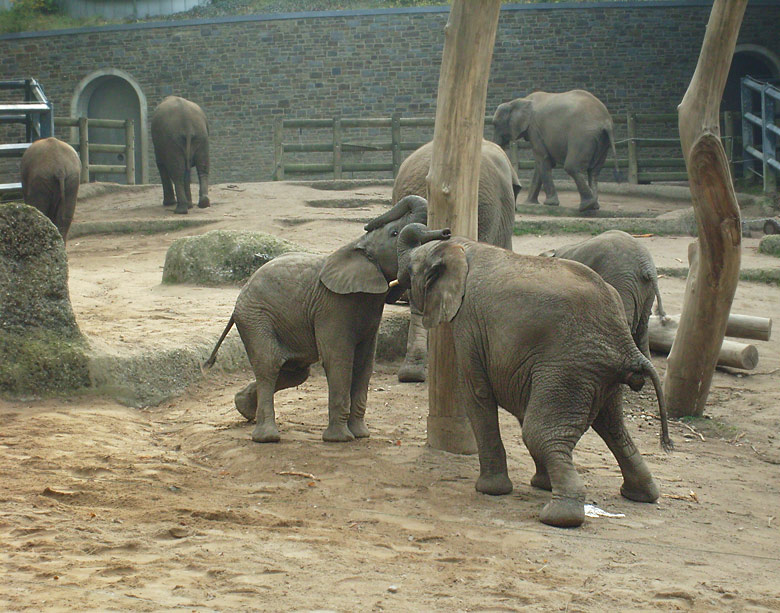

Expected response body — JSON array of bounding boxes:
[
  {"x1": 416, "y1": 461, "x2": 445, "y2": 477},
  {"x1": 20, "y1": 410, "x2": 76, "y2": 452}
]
[
  {"x1": 54, "y1": 116, "x2": 135, "y2": 184},
  {"x1": 273, "y1": 112, "x2": 740, "y2": 185}
]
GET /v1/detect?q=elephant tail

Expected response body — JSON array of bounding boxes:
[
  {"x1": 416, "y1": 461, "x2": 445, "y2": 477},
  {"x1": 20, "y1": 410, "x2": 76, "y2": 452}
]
[
  {"x1": 607, "y1": 125, "x2": 622, "y2": 183},
  {"x1": 203, "y1": 315, "x2": 235, "y2": 369},
  {"x1": 184, "y1": 133, "x2": 193, "y2": 180},
  {"x1": 641, "y1": 260, "x2": 668, "y2": 320},
  {"x1": 624, "y1": 357, "x2": 674, "y2": 452}
]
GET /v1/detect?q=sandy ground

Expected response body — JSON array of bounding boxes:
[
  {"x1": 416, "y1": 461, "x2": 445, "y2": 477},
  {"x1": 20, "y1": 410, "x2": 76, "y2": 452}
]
[{"x1": 1, "y1": 182, "x2": 780, "y2": 611}]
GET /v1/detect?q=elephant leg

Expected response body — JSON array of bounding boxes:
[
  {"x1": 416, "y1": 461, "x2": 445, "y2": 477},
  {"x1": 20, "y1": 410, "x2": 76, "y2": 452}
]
[
  {"x1": 234, "y1": 364, "x2": 310, "y2": 422},
  {"x1": 523, "y1": 165, "x2": 543, "y2": 205},
  {"x1": 251, "y1": 376, "x2": 281, "y2": 443},
  {"x1": 183, "y1": 169, "x2": 193, "y2": 208},
  {"x1": 591, "y1": 390, "x2": 659, "y2": 503},
  {"x1": 588, "y1": 168, "x2": 599, "y2": 202},
  {"x1": 458, "y1": 372, "x2": 512, "y2": 496},
  {"x1": 195, "y1": 145, "x2": 210, "y2": 208},
  {"x1": 318, "y1": 332, "x2": 357, "y2": 443},
  {"x1": 539, "y1": 157, "x2": 559, "y2": 206},
  {"x1": 398, "y1": 308, "x2": 427, "y2": 382},
  {"x1": 521, "y1": 385, "x2": 591, "y2": 527},
  {"x1": 54, "y1": 179, "x2": 79, "y2": 243},
  {"x1": 157, "y1": 162, "x2": 176, "y2": 207},
  {"x1": 347, "y1": 336, "x2": 377, "y2": 439},
  {"x1": 169, "y1": 157, "x2": 191, "y2": 215},
  {"x1": 565, "y1": 159, "x2": 598, "y2": 212},
  {"x1": 234, "y1": 381, "x2": 257, "y2": 421}
]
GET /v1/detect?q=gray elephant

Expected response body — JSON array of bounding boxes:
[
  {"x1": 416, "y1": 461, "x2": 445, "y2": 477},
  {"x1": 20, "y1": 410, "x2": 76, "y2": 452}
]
[
  {"x1": 541, "y1": 230, "x2": 667, "y2": 358},
  {"x1": 389, "y1": 139, "x2": 521, "y2": 382},
  {"x1": 396, "y1": 223, "x2": 672, "y2": 528},
  {"x1": 493, "y1": 90, "x2": 618, "y2": 212},
  {"x1": 204, "y1": 196, "x2": 446, "y2": 443},
  {"x1": 20, "y1": 137, "x2": 81, "y2": 243},
  {"x1": 151, "y1": 96, "x2": 210, "y2": 215}
]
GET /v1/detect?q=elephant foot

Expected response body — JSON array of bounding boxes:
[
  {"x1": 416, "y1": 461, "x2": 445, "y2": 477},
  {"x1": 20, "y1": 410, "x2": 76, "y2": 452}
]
[
  {"x1": 476, "y1": 472, "x2": 513, "y2": 496},
  {"x1": 251, "y1": 421, "x2": 281, "y2": 443},
  {"x1": 322, "y1": 422, "x2": 356, "y2": 443},
  {"x1": 530, "y1": 471, "x2": 552, "y2": 491},
  {"x1": 398, "y1": 361, "x2": 426, "y2": 383},
  {"x1": 197, "y1": 197, "x2": 211, "y2": 209},
  {"x1": 347, "y1": 417, "x2": 370, "y2": 439},
  {"x1": 578, "y1": 199, "x2": 600, "y2": 213},
  {"x1": 620, "y1": 478, "x2": 660, "y2": 503},
  {"x1": 162, "y1": 199, "x2": 176, "y2": 207},
  {"x1": 522, "y1": 198, "x2": 540, "y2": 206},
  {"x1": 234, "y1": 384, "x2": 256, "y2": 421},
  {"x1": 543, "y1": 198, "x2": 560, "y2": 207},
  {"x1": 174, "y1": 203, "x2": 189, "y2": 215},
  {"x1": 539, "y1": 495, "x2": 585, "y2": 528}
]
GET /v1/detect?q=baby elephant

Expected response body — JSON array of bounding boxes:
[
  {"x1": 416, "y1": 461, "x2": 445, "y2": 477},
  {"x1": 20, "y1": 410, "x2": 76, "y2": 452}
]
[
  {"x1": 541, "y1": 230, "x2": 667, "y2": 357},
  {"x1": 20, "y1": 137, "x2": 81, "y2": 243},
  {"x1": 397, "y1": 223, "x2": 672, "y2": 528},
  {"x1": 204, "y1": 196, "x2": 446, "y2": 443}
]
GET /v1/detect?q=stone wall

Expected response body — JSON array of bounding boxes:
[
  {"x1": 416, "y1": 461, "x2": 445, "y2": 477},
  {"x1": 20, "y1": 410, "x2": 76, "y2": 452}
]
[{"x1": 1, "y1": 1, "x2": 779, "y2": 185}]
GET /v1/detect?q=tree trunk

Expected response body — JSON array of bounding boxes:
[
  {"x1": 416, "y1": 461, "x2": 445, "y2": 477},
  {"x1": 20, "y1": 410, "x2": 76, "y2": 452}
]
[
  {"x1": 426, "y1": 0, "x2": 501, "y2": 454},
  {"x1": 663, "y1": 0, "x2": 747, "y2": 417}
]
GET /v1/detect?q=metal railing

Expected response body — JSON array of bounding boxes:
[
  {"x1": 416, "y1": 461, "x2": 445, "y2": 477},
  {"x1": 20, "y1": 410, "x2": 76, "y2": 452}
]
[{"x1": 741, "y1": 76, "x2": 779, "y2": 194}]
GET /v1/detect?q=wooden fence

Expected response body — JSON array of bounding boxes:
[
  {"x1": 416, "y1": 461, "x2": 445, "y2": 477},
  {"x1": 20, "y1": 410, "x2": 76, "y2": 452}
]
[
  {"x1": 54, "y1": 117, "x2": 135, "y2": 184},
  {"x1": 272, "y1": 112, "x2": 741, "y2": 184}
]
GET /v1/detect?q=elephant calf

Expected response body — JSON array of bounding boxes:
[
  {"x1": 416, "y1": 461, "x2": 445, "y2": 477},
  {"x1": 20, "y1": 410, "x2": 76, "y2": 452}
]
[
  {"x1": 204, "y1": 196, "x2": 445, "y2": 443},
  {"x1": 151, "y1": 96, "x2": 210, "y2": 215},
  {"x1": 542, "y1": 230, "x2": 667, "y2": 357},
  {"x1": 397, "y1": 224, "x2": 673, "y2": 528},
  {"x1": 20, "y1": 137, "x2": 81, "y2": 243}
]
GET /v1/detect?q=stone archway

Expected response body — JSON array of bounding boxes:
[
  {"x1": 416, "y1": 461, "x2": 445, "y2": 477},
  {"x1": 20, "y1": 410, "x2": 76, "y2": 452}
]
[
  {"x1": 723, "y1": 44, "x2": 780, "y2": 113},
  {"x1": 71, "y1": 69, "x2": 149, "y2": 184}
]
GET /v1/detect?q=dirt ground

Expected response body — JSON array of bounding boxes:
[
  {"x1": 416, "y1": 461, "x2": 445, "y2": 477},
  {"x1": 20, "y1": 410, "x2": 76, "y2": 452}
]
[{"x1": 1, "y1": 182, "x2": 779, "y2": 611}]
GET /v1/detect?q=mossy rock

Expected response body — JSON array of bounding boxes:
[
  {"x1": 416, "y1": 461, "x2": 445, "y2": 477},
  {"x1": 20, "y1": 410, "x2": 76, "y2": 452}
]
[
  {"x1": 162, "y1": 230, "x2": 305, "y2": 286},
  {"x1": 759, "y1": 234, "x2": 780, "y2": 257}
]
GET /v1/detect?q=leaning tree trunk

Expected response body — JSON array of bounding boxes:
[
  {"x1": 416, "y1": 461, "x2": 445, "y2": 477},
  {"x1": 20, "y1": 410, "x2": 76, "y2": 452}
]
[
  {"x1": 425, "y1": 0, "x2": 501, "y2": 453},
  {"x1": 663, "y1": 0, "x2": 747, "y2": 417}
]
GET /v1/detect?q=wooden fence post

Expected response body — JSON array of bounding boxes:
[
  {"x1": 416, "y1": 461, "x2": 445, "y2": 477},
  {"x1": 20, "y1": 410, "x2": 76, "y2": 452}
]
[
  {"x1": 333, "y1": 116, "x2": 342, "y2": 180},
  {"x1": 627, "y1": 111, "x2": 638, "y2": 184},
  {"x1": 78, "y1": 116, "x2": 89, "y2": 184},
  {"x1": 723, "y1": 110, "x2": 735, "y2": 179},
  {"x1": 125, "y1": 119, "x2": 135, "y2": 185},
  {"x1": 273, "y1": 119, "x2": 284, "y2": 181},
  {"x1": 740, "y1": 78, "x2": 755, "y2": 182},
  {"x1": 761, "y1": 85, "x2": 777, "y2": 194},
  {"x1": 391, "y1": 112, "x2": 401, "y2": 178}
]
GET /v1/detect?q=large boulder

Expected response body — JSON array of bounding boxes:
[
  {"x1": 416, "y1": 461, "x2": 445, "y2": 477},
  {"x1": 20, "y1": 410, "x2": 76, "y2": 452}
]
[
  {"x1": 162, "y1": 230, "x2": 304, "y2": 286},
  {"x1": 0, "y1": 203, "x2": 89, "y2": 396},
  {"x1": 759, "y1": 234, "x2": 780, "y2": 257}
]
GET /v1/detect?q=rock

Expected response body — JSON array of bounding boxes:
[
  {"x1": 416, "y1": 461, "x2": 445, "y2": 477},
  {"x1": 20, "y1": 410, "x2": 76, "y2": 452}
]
[
  {"x1": 759, "y1": 234, "x2": 780, "y2": 257},
  {"x1": 161, "y1": 229, "x2": 304, "y2": 286},
  {"x1": 0, "y1": 204, "x2": 89, "y2": 396}
]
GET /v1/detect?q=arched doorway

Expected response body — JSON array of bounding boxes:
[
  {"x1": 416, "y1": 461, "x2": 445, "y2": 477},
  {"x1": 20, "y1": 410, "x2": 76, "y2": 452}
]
[
  {"x1": 71, "y1": 69, "x2": 148, "y2": 184},
  {"x1": 723, "y1": 45, "x2": 780, "y2": 113}
]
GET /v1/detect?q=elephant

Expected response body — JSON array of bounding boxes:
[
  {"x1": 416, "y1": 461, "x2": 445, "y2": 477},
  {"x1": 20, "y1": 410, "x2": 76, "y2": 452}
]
[
  {"x1": 389, "y1": 139, "x2": 521, "y2": 382},
  {"x1": 151, "y1": 96, "x2": 210, "y2": 215},
  {"x1": 493, "y1": 89, "x2": 618, "y2": 212},
  {"x1": 540, "y1": 230, "x2": 668, "y2": 358},
  {"x1": 395, "y1": 222, "x2": 673, "y2": 528},
  {"x1": 20, "y1": 137, "x2": 81, "y2": 243},
  {"x1": 204, "y1": 195, "x2": 447, "y2": 444}
]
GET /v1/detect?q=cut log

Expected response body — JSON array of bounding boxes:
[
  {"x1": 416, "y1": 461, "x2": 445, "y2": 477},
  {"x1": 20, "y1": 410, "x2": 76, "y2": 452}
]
[
  {"x1": 658, "y1": 313, "x2": 771, "y2": 342},
  {"x1": 649, "y1": 315, "x2": 759, "y2": 370}
]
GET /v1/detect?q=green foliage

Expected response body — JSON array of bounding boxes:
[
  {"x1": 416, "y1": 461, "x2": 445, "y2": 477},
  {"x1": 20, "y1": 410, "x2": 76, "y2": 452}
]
[{"x1": 759, "y1": 234, "x2": 780, "y2": 258}]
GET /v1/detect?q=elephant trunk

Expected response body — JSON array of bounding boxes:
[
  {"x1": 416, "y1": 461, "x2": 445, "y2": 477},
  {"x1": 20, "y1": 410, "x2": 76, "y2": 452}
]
[
  {"x1": 364, "y1": 195, "x2": 428, "y2": 232},
  {"x1": 396, "y1": 223, "x2": 451, "y2": 289}
]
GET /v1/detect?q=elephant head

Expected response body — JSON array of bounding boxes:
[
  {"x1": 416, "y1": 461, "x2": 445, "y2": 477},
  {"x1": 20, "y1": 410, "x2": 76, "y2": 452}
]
[
  {"x1": 492, "y1": 98, "x2": 532, "y2": 148},
  {"x1": 319, "y1": 195, "x2": 429, "y2": 295},
  {"x1": 397, "y1": 223, "x2": 464, "y2": 329}
]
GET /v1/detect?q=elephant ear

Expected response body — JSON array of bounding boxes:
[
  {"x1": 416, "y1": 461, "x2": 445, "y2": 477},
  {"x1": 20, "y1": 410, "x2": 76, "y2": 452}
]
[
  {"x1": 412, "y1": 242, "x2": 468, "y2": 329},
  {"x1": 509, "y1": 99, "x2": 532, "y2": 138},
  {"x1": 320, "y1": 243, "x2": 388, "y2": 295}
]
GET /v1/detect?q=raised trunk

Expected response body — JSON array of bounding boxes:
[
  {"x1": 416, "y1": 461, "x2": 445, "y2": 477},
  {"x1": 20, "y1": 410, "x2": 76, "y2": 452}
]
[
  {"x1": 663, "y1": 0, "x2": 746, "y2": 417},
  {"x1": 426, "y1": 0, "x2": 501, "y2": 454}
]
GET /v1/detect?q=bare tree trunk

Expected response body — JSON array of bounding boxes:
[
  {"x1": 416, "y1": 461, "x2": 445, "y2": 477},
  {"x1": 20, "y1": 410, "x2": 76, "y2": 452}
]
[
  {"x1": 426, "y1": 0, "x2": 501, "y2": 453},
  {"x1": 664, "y1": 0, "x2": 747, "y2": 417}
]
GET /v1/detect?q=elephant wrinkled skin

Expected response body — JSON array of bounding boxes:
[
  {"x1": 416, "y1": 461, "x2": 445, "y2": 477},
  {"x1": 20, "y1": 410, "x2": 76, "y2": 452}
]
[
  {"x1": 493, "y1": 89, "x2": 618, "y2": 212},
  {"x1": 204, "y1": 196, "x2": 446, "y2": 444},
  {"x1": 390, "y1": 139, "x2": 521, "y2": 382},
  {"x1": 397, "y1": 223, "x2": 672, "y2": 528},
  {"x1": 151, "y1": 96, "x2": 210, "y2": 215},
  {"x1": 542, "y1": 230, "x2": 668, "y2": 357},
  {"x1": 20, "y1": 137, "x2": 81, "y2": 243}
]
